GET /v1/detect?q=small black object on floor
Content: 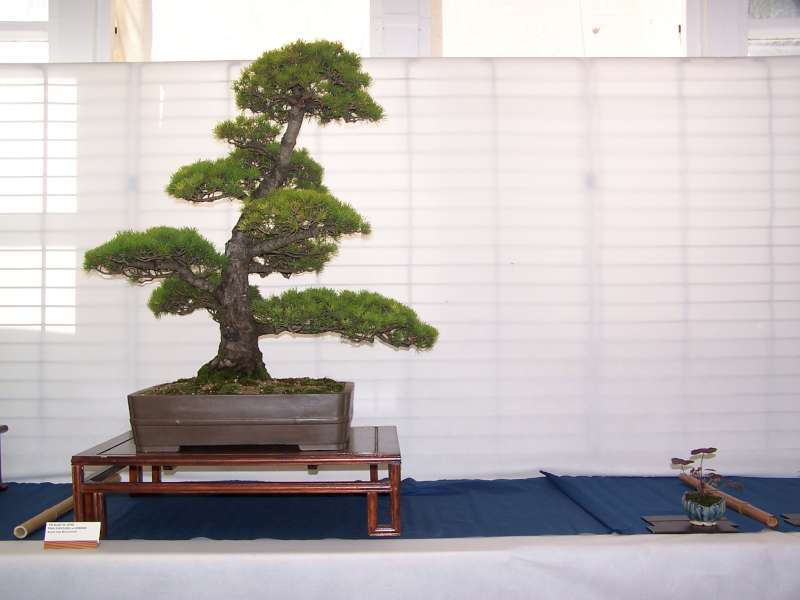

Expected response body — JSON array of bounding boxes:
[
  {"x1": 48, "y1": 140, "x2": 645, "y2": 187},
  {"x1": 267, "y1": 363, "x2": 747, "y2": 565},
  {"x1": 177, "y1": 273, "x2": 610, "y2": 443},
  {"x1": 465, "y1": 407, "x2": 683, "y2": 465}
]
[
  {"x1": 783, "y1": 513, "x2": 800, "y2": 527},
  {"x1": 0, "y1": 424, "x2": 8, "y2": 492},
  {"x1": 642, "y1": 514, "x2": 739, "y2": 534}
]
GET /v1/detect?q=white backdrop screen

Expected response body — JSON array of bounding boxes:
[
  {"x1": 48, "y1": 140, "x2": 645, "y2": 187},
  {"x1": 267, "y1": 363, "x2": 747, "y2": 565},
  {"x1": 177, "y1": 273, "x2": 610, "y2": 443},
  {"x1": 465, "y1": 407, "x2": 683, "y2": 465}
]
[{"x1": 1, "y1": 57, "x2": 799, "y2": 480}]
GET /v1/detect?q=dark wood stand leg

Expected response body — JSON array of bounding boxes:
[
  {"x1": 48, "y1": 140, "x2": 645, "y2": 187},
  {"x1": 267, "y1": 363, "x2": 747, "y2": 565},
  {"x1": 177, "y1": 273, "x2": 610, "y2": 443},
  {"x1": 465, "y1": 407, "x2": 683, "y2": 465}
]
[
  {"x1": 367, "y1": 464, "x2": 378, "y2": 533},
  {"x1": 366, "y1": 463, "x2": 401, "y2": 537},
  {"x1": 82, "y1": 481, "x2": 95, "y2": 523},
  {"x1": 71, "y1": 464, "x2": 85, "y2": 521},
  {"x1": 92, "y1": 492, "x2": 107, "y2": 537},
  {"x1": 128, "y1": 465, "x2": 143, "y2": 496},
  {"x1": 390, "y1": 463, "x2": 401, "y2": 535},
  {"x1": 152, "y1": 465, "x2": 162, "y2": 483},
  {"x1": 72, "y1": 464, "x2": 112, "y2": 536}
]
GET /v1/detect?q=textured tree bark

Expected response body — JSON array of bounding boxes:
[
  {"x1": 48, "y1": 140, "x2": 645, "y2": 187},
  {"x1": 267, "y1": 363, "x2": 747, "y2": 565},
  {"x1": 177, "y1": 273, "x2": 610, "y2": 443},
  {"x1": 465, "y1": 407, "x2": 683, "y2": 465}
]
[
  {"x1": 200, "y1": 105, "x2": 305, "y2": 379},
  {"x1": 201, "y1": 230, "x2": 266, "y2": 378},
  {"x1": 255, "y1": 105, "x2": 303, "y2": 197}
]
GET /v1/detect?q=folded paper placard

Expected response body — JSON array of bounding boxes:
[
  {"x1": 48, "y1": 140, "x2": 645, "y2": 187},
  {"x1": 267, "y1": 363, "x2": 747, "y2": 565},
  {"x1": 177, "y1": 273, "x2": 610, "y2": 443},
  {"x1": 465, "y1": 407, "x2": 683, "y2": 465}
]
[
  {"x1": 43, "y1": 522, "x2": 101, "y2": 550},
  {"x1": 14, "y1": 471, "x2": 121, "y2": 539}
]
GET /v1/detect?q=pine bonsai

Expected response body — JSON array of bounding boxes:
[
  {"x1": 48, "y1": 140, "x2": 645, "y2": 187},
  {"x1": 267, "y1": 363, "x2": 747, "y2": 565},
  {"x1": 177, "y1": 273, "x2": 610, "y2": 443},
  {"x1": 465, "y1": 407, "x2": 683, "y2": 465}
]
[{"x1": 84, "y1": 40, "x2": 438, "y2": 389}]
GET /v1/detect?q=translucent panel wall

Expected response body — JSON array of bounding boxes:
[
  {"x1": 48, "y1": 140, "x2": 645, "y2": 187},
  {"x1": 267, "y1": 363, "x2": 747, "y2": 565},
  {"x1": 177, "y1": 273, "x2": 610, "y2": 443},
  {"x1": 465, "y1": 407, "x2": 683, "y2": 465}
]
[{"x1": 1, "y1": 57, "x2": 799, "y2": 480}]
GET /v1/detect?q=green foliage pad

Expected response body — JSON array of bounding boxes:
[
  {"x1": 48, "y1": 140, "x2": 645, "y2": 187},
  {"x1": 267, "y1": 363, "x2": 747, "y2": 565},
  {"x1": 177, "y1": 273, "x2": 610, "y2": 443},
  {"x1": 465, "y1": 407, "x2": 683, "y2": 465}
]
[
  {"x1": 148, "y1": 276, "x2": 220, "y2": 317},
  {"x1": 239, "y1": 188, "x2": 370, "y2": 241},
  {"x1": 253, "y1": 288, "x2": 438, "y2": 349},
  {"x1": 83, "y1": 227, "x2": 224, "y2": 283},
  {"x1": 234, "y1": 40, "x2": 384, "y2": 124}
]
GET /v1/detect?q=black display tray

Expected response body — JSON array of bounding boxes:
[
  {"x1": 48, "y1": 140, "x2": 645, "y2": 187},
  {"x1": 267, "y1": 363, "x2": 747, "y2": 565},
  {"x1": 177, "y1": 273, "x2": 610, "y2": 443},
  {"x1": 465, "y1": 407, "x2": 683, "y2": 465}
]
[{"x1": 642, "y1": 515, "x2": 739, "y2": 534}]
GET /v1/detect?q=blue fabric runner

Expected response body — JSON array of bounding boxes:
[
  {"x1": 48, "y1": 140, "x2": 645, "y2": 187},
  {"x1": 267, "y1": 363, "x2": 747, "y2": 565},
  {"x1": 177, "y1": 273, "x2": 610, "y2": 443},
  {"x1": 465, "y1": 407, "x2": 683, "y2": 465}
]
[
  {"x1": 2, "y1": 476, "x2": 797, "y2": 540},
  {"x1": 543, "y1": 472, "x2": 800, "y2": 534},
  {"x1": 0, "y1": 478, "x2": 609, "y2": 540}
]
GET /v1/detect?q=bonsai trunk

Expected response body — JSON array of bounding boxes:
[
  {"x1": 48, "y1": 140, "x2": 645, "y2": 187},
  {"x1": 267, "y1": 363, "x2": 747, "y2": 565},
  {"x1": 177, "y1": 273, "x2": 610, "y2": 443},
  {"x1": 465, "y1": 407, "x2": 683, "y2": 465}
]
[
  {"x1": 204, "y1": 310, "x2": 266, "y2": 379},
  {"x1": 201, "y1": 105, "x2": 304, "y2": 381},
  {"x1": 201, "y1": 231, "x2": 268, "y2": 380}
]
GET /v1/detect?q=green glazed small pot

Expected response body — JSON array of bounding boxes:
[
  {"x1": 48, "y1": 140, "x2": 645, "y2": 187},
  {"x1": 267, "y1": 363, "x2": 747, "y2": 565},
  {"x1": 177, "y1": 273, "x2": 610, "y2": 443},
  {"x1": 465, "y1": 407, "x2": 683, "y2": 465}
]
[{"x1": 682, "y1": 492, "x2": 726, "y2": 526}]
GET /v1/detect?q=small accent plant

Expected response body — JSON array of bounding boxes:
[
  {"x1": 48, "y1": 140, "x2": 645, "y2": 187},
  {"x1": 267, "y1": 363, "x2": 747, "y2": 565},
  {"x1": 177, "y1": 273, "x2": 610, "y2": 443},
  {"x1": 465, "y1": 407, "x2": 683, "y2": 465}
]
[{"x1": 671, "y1": 447, "x2": 725, "y2": 507}]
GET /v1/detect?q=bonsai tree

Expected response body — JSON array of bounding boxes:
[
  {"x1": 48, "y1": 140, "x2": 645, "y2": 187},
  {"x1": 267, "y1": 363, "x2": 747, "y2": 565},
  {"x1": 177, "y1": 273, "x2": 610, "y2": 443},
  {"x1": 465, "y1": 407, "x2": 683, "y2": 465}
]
[{"x1": 84, "y1": 40, "x2": 437, "y2": 386}]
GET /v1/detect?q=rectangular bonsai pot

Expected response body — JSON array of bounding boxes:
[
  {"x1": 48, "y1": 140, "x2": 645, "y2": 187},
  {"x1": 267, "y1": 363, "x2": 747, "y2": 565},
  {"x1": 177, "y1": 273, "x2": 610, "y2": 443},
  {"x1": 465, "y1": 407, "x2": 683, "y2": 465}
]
[{"x1": 128, "y1": 382, "x2": 353, "y2": 453}]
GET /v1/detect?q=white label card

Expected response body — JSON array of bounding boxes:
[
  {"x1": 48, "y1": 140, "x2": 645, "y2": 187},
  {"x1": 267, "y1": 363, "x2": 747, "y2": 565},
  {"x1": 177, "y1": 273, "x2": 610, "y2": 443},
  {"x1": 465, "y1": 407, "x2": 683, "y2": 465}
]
[{"x1": 44, "y1": 522, "x2": 101, "y2": 542}]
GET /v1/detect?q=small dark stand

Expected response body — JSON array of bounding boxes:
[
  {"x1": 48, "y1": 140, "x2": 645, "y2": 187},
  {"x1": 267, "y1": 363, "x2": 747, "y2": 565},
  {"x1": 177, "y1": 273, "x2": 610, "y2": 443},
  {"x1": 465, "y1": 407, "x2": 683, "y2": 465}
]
[
  {"x1": 642, "y1": 515, "x2": 739, "y2": 534},
  {"x1": 0, "y1": 424, "x2": 8, "y2": 492},
  {"x1": 71, "y1": 426, "x2": 402, "y2": 538},
  {"x1": 783, "y1": 514, "x2": 800, "y2": 527}
]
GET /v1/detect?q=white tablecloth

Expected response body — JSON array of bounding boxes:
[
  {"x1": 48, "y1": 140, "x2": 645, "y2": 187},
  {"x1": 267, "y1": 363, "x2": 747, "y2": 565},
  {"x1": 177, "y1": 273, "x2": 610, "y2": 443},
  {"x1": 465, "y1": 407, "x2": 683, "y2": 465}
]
[{"x1": 2, "y1": 532, "x2": 799, "y2": 600}]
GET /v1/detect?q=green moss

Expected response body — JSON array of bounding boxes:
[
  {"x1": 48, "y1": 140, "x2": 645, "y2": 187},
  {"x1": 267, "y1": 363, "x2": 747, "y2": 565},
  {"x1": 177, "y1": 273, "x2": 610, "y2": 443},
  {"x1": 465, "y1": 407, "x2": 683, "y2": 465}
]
[
  {"x1": 216, "y1": 382, "x2": 242, "y2": 394},
  {"x1": 196, "y1": 363, "x2": 269, "y2": 384},
  {"x1": 685, "y1": 492, "x2": 724, "y2": 507},
  {"x1": 150, "y1": 376, "x2": 344, "y2": 396}
]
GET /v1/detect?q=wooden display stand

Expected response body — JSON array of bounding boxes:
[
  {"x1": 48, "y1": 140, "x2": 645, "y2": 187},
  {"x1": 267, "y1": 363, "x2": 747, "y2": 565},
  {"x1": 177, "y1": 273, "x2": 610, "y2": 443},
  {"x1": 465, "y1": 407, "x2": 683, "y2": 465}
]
[{"x1": 71, "y1": 426, "x2": 402, "y2": 538}]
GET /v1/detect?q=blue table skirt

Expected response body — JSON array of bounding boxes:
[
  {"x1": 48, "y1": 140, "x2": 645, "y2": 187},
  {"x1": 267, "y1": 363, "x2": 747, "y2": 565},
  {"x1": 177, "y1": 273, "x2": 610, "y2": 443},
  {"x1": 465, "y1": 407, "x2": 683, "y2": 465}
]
[
  {"x1": 543, "y1": 473, "x2": 800, "y2": 534},
  {"x1": 1, "y1": 476, "x2": 797, "y2": 540}
]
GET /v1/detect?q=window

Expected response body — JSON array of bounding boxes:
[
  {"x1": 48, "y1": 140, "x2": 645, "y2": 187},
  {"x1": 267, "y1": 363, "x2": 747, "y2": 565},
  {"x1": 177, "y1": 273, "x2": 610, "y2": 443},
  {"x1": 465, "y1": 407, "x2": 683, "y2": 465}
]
[
  {"x1": 441, "y1": 0, "x2": 684, "y2": 57},
  {"x1": 0, "y1": 74, "x2": 77, "y2": 214},
  {"x1": 748, "y1": 0, "x2": 800, "y2": 55},
  {"x1": 150, "y1": 0, "x2": 371, "y2": 61},
  {"x1": 0, "y1": 246, "x2": 77, "y2": 334},
  {"x1": 0, "y1": 0, "x2": 48, "y2": 63},
  {"x1": 750, "y1": 0, "x2": 800, "y2": 18},
  {"x1": 0, "y1": 67, "x2": 77, "y2": 334}
]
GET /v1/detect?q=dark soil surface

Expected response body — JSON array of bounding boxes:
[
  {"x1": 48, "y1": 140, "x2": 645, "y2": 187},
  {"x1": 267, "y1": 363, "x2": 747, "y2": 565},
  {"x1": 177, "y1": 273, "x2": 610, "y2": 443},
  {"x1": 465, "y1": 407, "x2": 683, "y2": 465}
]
[{"x1": 148, "y1": 377, "x2": 344, "y2": 396}]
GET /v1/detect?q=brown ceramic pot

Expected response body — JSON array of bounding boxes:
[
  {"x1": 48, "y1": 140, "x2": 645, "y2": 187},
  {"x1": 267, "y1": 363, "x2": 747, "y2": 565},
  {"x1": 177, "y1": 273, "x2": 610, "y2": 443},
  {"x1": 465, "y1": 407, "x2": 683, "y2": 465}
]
[{"x1": 128, "y1": 382, "x2": 353, "y2": 452}]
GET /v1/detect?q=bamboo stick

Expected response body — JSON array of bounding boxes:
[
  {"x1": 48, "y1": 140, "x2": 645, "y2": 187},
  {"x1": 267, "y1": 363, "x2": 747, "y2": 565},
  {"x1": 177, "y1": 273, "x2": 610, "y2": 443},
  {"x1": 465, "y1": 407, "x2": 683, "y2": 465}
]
[
  {"x1": 679, "y1": 473, "x2": 779, "y2": 529},
  {"x1": 13, "y1": 472, "x2": 121, "y2": 539}
]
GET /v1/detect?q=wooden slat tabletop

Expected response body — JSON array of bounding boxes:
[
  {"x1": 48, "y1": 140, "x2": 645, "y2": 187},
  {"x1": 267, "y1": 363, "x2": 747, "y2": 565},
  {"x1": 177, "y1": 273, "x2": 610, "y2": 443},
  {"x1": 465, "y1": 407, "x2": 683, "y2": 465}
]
[{"x1": 72, "y1": 426, "x2": 400, "y2": 466}]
